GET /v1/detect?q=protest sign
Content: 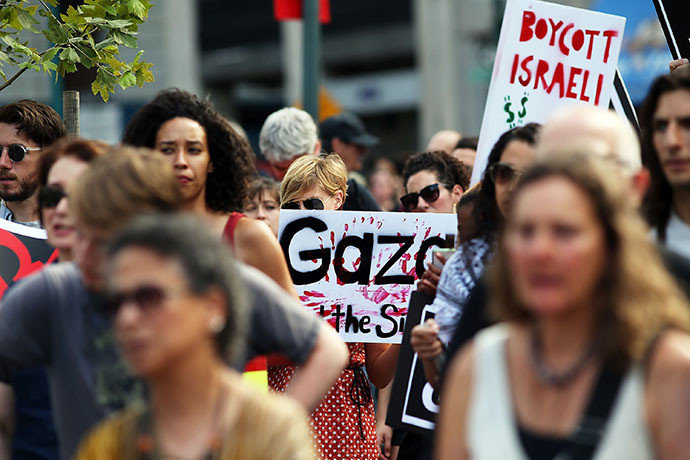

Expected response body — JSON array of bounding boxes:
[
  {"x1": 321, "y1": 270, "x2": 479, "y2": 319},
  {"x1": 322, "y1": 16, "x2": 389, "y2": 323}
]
[
  {"x1": 279, "y1": 210, "x2": 456, "y2": 343},
  {"x1": 386, "y1": 291, "x2": 438, "y2": 433},
  {"x1": 471, "y1": 0, "x2": 626, "y2": 185},
  {"x1": 0, "y1": 219, "x2": 58, "y2": 299},
  {"x1": 652, "y1": 0, "x2": 690, "y2": 60},
  {"x1": 609, "y1": 68, "x2": 639, "y2": 132}
]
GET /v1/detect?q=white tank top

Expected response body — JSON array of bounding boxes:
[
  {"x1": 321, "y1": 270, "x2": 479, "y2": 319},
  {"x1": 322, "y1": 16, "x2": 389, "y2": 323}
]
[{"x1": 467, "y1": 324, "x2": 654, "y2": 460}]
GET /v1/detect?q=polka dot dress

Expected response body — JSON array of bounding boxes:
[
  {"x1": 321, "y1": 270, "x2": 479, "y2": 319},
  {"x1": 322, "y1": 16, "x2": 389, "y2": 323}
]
[{"x1": 269, "y1": 343, "x2": 378, "y2": 460}]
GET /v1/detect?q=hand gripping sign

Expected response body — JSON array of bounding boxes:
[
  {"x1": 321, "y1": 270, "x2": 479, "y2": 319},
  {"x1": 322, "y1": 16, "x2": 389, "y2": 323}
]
[
  {"x1": 279, "y1": 210, "x2": 457, "y2": 343},
  {"x1": 470, "y1": 0, "x2": 626, "y2": 185}
]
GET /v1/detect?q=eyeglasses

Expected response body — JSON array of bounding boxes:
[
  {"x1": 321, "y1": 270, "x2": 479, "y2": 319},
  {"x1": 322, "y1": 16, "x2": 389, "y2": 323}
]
[
  {"x1": 38, "y1": 186, "x2": 66, "y2": 209},
  {"x1": 1, "y1": 144, "x2": 41, "y2": 163},
  {"x1": 488, "y1": 162, "x2": 523, "y2": 185},
  {"x1": 281, "y1": 197, "x2": 326, "y2": 210},
  {"x1": 400, "y1": 183, "x2": 446, "y2": 212},
  {"x1": 105, "y1": 284, "x2": 175, "y2": 317}
]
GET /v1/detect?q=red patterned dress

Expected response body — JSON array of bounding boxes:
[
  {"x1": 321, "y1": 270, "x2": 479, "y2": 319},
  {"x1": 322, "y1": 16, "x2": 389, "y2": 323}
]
[{"x1": 268, "y1": 342, "x2": 378, "y2": 460}]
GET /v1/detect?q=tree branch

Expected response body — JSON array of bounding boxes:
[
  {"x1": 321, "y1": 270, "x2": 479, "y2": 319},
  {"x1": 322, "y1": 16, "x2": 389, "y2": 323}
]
[{"x1": 0, "y1": 66, "x2": 29, "y2": 92}]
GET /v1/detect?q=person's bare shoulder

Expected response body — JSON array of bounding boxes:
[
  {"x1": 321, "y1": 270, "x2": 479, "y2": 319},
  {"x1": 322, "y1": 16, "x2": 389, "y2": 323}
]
[{"x1": 646, "y1": 329, "x2": 690, "y2": 459}]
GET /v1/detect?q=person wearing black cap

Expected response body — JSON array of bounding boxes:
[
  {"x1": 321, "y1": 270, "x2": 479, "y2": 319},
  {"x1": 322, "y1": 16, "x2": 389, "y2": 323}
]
[{"x1": 320, "y1": 112, "x2": 381, "y2": 211}]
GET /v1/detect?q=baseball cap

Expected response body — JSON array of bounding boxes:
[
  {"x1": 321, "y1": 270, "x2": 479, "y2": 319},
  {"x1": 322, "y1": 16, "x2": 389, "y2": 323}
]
[{"x1": 320, "y1": 112, "x2": 379, "y2": 147}]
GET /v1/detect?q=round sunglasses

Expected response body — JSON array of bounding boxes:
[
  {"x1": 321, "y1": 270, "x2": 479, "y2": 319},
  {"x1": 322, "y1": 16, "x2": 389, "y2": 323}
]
[
  {"x1": 1, "y1": 144, "x2": 41, "y2": 163},
  {"x1": 281, "y1": 197, "x2": 326, "y2": 210},
  {"x1": 400, "y1": 183, "x2": 446, "y2": 212},
  {"x1": 488, "y1": 162, "x2": 524, "y2": 185},
  {"x1": 38, "y1": 186, "x2": 67, "y2": 209}
]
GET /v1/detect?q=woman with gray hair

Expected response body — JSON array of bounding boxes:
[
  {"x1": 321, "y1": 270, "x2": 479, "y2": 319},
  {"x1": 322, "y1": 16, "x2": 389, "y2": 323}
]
[{"x1": 74, "y1": 214, "x2": 315, "y2": 460}]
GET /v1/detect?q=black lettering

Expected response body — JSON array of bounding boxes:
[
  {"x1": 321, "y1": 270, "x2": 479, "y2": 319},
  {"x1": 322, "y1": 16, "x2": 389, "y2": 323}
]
[
  {"x1": 360, "y1": 315, "x2": 371, "y2": 333},
  {"x1": 376, "y1": 304, "x2": 400, "y2": 338},
  {"x1": 415, "y1": 235, "x2": 454, "y2": 278},
  {"x1": 344, "y1": 305, "x2": 359, "y2": 333},
  {"x1": 333, "y1": 233, "x2": 374, "y2": 285},
  {"x1": 374, "y1": 235, "x2": 415, "y2": 285},
  {"x1": 280, "y1": 217, "x2": 331, "y2": 285},
  {"x1": 332, "y1": 304, "x2": 344, "y2": 332}
]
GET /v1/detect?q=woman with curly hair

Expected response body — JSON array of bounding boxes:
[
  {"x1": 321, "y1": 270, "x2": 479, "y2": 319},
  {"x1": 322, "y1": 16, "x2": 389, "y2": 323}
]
[{"x1": 122, "y1": 88, "x2": 297, "y2": 298}]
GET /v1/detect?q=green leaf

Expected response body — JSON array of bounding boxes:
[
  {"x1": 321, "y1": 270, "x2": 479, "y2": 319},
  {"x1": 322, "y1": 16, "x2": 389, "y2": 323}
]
[
  {"x1": 95, "y1": 37, "x2": 117, "y2": 50},
  {"x1": 110, "y1": 30, "x2": 137, "y2": 48},
  {"x1": 125, "y1": 0, "x2": 149, "y2": 20},
  {"x1": 8, "y1": 9, "x2": 22, "y2": 31},
  {"x1": 118, "y1": 70, "x2": 136, "y2": 89},
  {"x1": 44, "y1": 17, "x2": 70, "y2": 44},
  {"x1": 59, "y1": 47, "x2": 79, "y2": 64},
  {"x1": 16, "y1": 9, "x2": 38, "y2": 32},
  {"x1": 105, "y1": 19, "x2": 133, "y2": 29},
  {"x1": 42, "y1": 47, "x2": 60, "y2": 63}
]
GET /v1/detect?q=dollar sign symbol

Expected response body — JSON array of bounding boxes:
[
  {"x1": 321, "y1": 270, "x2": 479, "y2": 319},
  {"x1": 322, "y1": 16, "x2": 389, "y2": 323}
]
[
  {"x1": 518, "y1": 94, "x2": 528, "y2": 118},
  {"x1": 504, "y1": 100, "x2": 515, "y2": 124}
]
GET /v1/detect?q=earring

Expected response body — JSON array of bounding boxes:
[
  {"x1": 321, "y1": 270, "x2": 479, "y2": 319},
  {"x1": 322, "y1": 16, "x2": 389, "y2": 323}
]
[{"x1": 209, "y1": 316, "x2": 226, "y2": 333}]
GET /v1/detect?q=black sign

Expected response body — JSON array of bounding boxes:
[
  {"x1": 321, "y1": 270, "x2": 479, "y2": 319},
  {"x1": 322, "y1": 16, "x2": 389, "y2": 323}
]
[
  {"x1": 386, "y1": 291, "x2": 439, "y2": 434},
  {"x1": 652, "y1": 0, "x2": 690, "y2": 60},
  {"x1": 0, "y1": 220, "x2": 57, "y2": 298}
]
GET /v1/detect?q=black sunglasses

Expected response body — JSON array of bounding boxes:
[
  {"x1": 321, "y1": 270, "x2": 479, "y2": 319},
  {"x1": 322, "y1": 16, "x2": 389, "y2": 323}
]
[
  {"x1": 105, "y1": 284, "x2": 171, "y2": 317},
  {"x1": 281, "y1": 198, "x2": 325, "y2": 210},
  {"x1": 488, "y1": 162, "x2": 523, "y2": 185},
  {"x1": 1, "y1": 144, "x2": 41, "y2": 163},
  {"x1": 400, "y1": 183, "x2": 445, "y2": 212},
  {"x1": 38, "y1": 186, "x2": 67, "y2": 209}
]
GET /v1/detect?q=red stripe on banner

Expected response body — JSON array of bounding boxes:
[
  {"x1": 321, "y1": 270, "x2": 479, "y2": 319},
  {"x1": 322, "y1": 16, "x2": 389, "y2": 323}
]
[
  {"x1": 274, "y1": 0, "x2": 331, "y2": 24},
  {"x1": 243, "y1": 355, "x2": 268, "y2": 373}
]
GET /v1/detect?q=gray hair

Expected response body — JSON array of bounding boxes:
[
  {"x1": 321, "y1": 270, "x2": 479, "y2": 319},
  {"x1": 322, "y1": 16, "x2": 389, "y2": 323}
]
[
  {"x1": 259, "y1": 107, "x2": 318, "y2": 162},
  {"x1": 106, "y1": 213, "x2": 247, "y2": 365}
]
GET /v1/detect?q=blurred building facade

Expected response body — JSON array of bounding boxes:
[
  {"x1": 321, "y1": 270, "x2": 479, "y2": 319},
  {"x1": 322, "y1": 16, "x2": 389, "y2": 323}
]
[{"x1": 0, "y1": 0, "x2": 668, "y2": 171}]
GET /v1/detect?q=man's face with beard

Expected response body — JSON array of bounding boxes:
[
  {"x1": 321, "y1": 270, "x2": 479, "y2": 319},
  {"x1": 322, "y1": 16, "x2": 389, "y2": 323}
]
[{"x1": 0, "y1": 122, "x2": 41, "y2": 203}]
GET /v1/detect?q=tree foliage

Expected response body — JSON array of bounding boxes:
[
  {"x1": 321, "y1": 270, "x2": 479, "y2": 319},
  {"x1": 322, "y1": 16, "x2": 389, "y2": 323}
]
[{"x1": 0, "y1": 0, "x2": 154, "y2": 101}]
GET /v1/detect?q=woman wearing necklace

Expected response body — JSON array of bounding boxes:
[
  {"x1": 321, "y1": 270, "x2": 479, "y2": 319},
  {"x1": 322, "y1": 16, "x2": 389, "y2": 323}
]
[
  {"x1": 74, "y1": 214, "x2": 315, "y2": 460},
  {"x1": 435, "y1": 153, "x2": 690, "y2": 460}
]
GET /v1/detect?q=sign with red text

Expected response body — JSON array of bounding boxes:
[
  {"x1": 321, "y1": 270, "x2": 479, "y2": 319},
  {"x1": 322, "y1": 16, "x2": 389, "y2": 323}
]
[
  {"x1": 0, "y1": 219, "x2": 58, "y2": 299},
  {"x1": 470, "y1": 0, "x2": 626, "y2": 185},
  {"x1": 278, "y1": 210, "x2": 456, "y2": 343}
]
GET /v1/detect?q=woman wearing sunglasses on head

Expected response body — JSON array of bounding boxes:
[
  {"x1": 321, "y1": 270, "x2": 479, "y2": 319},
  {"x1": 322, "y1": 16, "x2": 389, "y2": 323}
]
[
  {"x1": 410, "y1": 124, "x2": 540, "y2": 391},
  {"x1": 74, "y1": 214, "x2": 315, "y2": 460},
  {"x1": 273, "y1": 153, "x2": 400, "y2": 460}
]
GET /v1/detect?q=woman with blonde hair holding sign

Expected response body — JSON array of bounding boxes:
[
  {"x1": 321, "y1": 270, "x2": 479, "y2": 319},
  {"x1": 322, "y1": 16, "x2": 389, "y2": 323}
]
[
  {"x1": 435, "y1": 153, "x2": 690, "y2": 459},
  {"x1": 272, "y1": 153, "x2": 400, "y2": 460}
]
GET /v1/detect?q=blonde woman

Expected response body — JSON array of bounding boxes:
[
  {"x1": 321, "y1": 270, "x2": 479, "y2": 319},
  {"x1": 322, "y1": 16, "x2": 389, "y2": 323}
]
[
  {"x1": 271, "y1": 153, "x2": 400, "y2": 460},
  {"x1": 436, "y1": 153, "x2": 690, "y2": 459}
]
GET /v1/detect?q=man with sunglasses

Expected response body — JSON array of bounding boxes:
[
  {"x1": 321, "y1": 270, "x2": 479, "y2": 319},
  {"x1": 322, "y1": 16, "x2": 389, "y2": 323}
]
[{"x1": 0, "y1": 100, "x2": 66, "y2": 227}]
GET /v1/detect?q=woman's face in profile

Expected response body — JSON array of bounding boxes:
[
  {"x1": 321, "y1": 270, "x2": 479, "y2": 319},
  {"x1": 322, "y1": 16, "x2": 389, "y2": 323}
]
[
  {"x1": 109, "y1": 246, "x2": 221, "y2": 377},
  {"x1": 503, "y1": 176, "x2": 607, "y2": 317}
]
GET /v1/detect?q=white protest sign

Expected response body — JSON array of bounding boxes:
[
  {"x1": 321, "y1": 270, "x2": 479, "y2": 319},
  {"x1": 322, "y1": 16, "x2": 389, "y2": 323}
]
[
  {"x1": 470, "y1": 0, "x2": 626, "y2": 185},
  {"x1": 278, "y1": 210, "x2": 457, "y2": 343}
]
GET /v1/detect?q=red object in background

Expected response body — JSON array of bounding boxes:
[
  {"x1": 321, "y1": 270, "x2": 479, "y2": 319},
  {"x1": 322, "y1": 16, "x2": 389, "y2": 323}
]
[{"x1": 274, "y1": 0, "x2": 331, "y2": 24}]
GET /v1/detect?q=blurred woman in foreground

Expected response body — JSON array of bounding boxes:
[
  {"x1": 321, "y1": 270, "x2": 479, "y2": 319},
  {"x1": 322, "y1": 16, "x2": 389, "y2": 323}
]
[
  {"x1": 75, "y1": 214, "x2": 314, "y2": 459},
  {"x1": 436, "y1": 153, "x2": 690, "y2": 459}
]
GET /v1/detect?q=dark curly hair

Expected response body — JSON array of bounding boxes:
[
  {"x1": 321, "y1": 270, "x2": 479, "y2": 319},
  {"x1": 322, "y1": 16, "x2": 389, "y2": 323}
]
[
  {"x1": 402, "y1": 150, "x2": 470, "y2": 192},
  {"x1": 472, "y1": 123, "x2": 540, "y2": 243},
  {"x1": 121, "y1": 88, "x2": 256, "y2": 213},
  {"x1": 639, "y1": 67, "x2": 690, "y2": 242}
]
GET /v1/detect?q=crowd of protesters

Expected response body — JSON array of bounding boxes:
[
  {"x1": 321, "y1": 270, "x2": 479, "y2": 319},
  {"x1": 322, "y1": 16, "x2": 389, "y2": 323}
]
[{"x1": 0, "y1": 61, "x2": 689, "y2": 460}]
